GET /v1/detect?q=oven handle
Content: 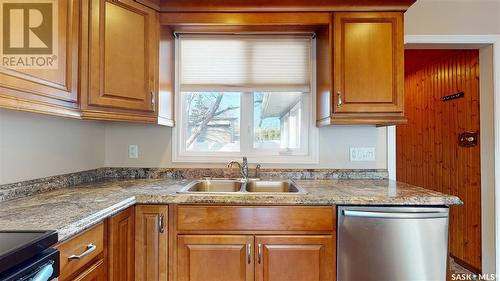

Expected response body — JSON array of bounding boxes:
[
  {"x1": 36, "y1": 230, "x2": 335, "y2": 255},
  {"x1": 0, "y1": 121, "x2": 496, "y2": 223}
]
[
  {"x1": 68, "y1": 243, "x2": 97, "y2": 260},
  {"x1": 31, "y1": 262, "x2": 54, "y2": 281},
  {"x1": 343, "y1": 210, "x2": 448, "y2": 219}
]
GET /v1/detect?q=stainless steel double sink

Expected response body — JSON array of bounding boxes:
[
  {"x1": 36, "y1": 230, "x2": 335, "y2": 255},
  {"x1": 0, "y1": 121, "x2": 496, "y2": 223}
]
[{"x1": 177, "y1": 178, "x2": 306, "y2": 195}]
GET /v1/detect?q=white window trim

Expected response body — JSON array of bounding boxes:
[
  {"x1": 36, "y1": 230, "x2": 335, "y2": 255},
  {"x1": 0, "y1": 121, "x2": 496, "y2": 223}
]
[{"x1": 172, "y1": 36, "x2": 319, "y2": 164}]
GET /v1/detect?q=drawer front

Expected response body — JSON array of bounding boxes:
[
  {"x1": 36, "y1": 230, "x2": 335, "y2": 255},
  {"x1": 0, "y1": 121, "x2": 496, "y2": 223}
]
[
  {"x1": 177, "y1": 206, "x2": 335, "y2": 232},
  {"x1": 57, "y1": 223, "x2": 104, "y2": 280}
]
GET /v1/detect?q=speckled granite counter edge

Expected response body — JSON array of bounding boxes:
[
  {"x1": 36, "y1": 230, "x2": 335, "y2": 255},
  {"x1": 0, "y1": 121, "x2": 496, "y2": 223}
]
[
  {"x1": 0, "y1": 168, "x2": 388, "y2": 202},
  {"x1": 57, "y1": 196, "x2": 136, "y2": 241}
]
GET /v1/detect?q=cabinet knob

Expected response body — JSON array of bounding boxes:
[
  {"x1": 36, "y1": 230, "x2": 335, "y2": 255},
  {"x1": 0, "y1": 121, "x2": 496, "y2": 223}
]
[{"x1": 337, "y1": 92, "x2": 343, "y2": 107}]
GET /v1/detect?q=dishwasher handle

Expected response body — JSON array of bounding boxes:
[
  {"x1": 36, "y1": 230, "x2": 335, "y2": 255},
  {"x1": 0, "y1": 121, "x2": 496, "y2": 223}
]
[{"x1": 343, "y1": 209, "x2": 448, "y2": 219}]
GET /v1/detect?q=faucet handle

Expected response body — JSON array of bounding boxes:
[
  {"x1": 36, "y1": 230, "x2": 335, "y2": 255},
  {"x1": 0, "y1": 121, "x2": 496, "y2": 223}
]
[{"x1": 255, "y1": 164, "x2": 262, "y2": 178}]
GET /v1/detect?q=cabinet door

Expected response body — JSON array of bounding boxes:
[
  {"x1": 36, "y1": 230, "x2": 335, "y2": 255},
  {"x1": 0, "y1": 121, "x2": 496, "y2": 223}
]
[
  {"x1": 135, "y1": 205, "x2": 168, "y2": 281},
  {"x1": 109, "y1": 206, "x2": 135, "y2": 281},
  {"x1": 255, "y1": 236, "x2": 335, "y2": 281},
  {"x1": 72, "y1": 259, "x2": 106, "y2": 281},
  {"x1": 333, "y1": 12, "x2": 403, "y2": 114},
  {"x1": 0, "y1": 0, "x2": 80, "y2": 116},
  {"x1": 177, "y1": 235, "x2": 254, "y2": 281},
  {"x1": 88, "y1": 0, "x2": 158, "y2": 112}
]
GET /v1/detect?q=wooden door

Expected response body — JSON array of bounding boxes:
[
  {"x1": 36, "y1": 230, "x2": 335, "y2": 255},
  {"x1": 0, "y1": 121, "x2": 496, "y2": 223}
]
[
  {"x1": 109, "y1": 206, "x2": 135, "y2": 281},
  {"x1": 0, "y1": 0, "x2": 80, "y2": 116},
  {"x1": 333, "y1": 12, "x2": 403, "y2": 114},
  {"x1": 255, "y1": 236, "x2": 335, "y2": 281},
  {"x1": 72, "y1": 259, "x2": 107, "y2": 281},
  {"x1": 177, "y1": 235, "x2": 254, "y2": 281},
  {"x1": 88, "y1": 0, "x2": 158, "y2": 112},
  {"x1": 397, "y1": 50, "x2": 481, "y2": 272},
  {"x1": 135, "y1": 205, "x2": 168, "y2": 281}
]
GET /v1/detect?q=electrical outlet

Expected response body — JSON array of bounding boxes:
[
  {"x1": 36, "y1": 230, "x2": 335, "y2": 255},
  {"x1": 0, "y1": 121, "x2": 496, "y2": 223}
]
[
  {"x1": 350, "y1": 147, "x2": 376, "y2": 161},
  {"x1": 128, "y1": 144, "x2": 139, "y2": 159}
]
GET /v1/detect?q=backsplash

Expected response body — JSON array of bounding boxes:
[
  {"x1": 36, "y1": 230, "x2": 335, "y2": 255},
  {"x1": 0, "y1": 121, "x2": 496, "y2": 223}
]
[{"x1": 0, "y1": 167, "x2": 388, "y2": 202}]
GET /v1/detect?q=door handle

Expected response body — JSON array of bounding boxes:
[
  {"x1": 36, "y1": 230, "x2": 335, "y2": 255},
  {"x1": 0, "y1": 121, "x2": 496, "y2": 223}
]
[
  {"x1": 337, "y1": 92, "x2": 343, "y2": 107},
  {"x1": 247, "y1": 244, "x2": 251, "y2": 264},
  {"x1": 257, "y1": 244, "x2": 262, "y2": 264},
  {"x1": 343, "y1": 210, "x2": 448, "y2": 219},
  {"x1": 158, "y1": 214, "x2": 165, "y2": 233}
]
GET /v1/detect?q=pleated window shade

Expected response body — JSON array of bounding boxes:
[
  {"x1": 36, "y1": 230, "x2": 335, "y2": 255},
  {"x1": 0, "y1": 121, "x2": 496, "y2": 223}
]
[{"x1": 178, "y1": 35, "x2": 313, "y2": 92}]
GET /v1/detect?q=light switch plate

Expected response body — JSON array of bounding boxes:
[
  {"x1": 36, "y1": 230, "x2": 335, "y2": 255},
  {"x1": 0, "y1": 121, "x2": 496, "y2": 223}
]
[
  {"x1": 350, "y1": 147, "x2": 376, "y2": 161},
  {"x1": 128, "y1": 144, "x2": 139, "y2": 159}
]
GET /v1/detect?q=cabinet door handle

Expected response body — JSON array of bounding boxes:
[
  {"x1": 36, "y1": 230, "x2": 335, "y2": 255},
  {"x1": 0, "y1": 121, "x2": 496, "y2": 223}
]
[
  {"x1": 257, "y1": 244, "x2": 262, "y2": 264},
  {"x1": 151, "y1": 91, "x2": 156, "y2": 109},
  {"x1": 247, "y1": 244, "x2": 251, "y2": 264},
  {"x1": 68, "y1": 243, "x2": 96, "y2": 260},
  {"x1": 337, "y1": 92, "x2": 343, "y2": 107},
  {"x1": 158, "y1": 214, "x2": 165, "y2": 233}
]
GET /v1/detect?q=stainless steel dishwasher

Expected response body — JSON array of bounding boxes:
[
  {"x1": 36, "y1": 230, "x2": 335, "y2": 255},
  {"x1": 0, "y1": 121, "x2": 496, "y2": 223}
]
[{"x1": 337, "y1": 206, "x2": 449, "y2": 281}]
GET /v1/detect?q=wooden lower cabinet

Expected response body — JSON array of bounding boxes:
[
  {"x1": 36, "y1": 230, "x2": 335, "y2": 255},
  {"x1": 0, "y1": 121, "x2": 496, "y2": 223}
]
[
  {"x1": 72, "y1": 259, "x2": 107, "y2": 281},
  {"x1": 108, "y1": 207, "x2": 135, "y2": 281},
  {"x1": 177, "y1": 235, "x2": 254, "y2": 281},
  {"x1": 135, "y1": 205, "x2": 168, "y2": 281},
  {"x1": 57, "y1": 223, "x2": 105, "y2": 281},
  {"x1": 256, "y1": 236, "x2": 335, "y2": 281},
  {"x1": 176, "y1": 235, "x2": 335, "y2": 281}
]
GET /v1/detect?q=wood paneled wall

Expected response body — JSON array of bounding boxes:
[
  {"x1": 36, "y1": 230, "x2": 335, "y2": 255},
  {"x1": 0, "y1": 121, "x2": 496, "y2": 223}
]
[{"x1": 397, "y1": 50, "x2": 481, "y2": 272}]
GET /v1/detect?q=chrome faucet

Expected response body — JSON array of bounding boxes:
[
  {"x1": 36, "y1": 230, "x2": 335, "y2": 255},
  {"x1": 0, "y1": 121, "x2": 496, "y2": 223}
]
[{"x1": 227, "y1": 157, "x2": 249, "y2": 179}]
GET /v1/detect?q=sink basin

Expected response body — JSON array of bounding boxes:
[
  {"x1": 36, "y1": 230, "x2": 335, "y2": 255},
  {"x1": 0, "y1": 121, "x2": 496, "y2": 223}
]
[
  {"x1": 245, "y1": 180, "x2": 305, "y2": 193},
  {"x1": 178, "y1": 180, "x2": 243, "y2": 193},
  {"x1": 177, "y1": 179, "x2": 306, "y2": 195}
]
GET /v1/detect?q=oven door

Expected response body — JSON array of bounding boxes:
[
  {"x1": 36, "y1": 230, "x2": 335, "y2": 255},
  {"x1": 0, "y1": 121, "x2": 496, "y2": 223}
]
[{"x1": 0, "y1": 248, "x2": 59, "y2": 281}]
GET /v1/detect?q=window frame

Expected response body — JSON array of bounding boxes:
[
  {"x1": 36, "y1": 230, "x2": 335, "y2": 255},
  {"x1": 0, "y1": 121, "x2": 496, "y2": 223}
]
[{"x1": 172, "y1": 35, "x2": 319, "y2": 164}]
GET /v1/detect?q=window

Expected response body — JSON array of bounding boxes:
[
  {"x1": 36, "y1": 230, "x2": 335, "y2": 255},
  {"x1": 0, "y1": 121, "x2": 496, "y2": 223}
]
[{"x1": 173, "y1": 35, "x2": 318, "y2": 163}]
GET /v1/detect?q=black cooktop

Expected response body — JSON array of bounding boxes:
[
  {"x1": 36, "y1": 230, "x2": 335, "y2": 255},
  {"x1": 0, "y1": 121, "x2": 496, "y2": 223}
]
[{"x1": 0, "y1": 231, "x2": 58, "y2": 275}]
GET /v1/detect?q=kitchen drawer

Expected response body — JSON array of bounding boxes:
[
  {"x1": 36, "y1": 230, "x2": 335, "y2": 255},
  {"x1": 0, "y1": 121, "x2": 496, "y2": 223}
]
[
  {"x1": 176, "y1": 205, "x2": 335, "y2": 232},
  {"x1": 71, "y1": 258, "x2": 106, "y2": 281},
  {"x1": 57, "y1": 223, "x2": 104, "y2": 280}
]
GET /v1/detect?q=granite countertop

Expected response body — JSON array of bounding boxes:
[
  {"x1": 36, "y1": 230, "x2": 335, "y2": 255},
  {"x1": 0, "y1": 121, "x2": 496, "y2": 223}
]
[{"x1": 0, "y1": 178, "x2": 462, "y2": 241}]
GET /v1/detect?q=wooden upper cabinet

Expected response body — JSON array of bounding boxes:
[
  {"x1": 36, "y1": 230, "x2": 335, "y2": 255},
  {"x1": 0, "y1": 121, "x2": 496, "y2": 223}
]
[
  {"x1": 0, "y1": 0, "x2": 80, "y2": 117},
  {"x1": 317, "y1": 12, "x2": 406, "y2": 126},
  {"x1": 255, "y1": 236, "x2": 335, "y2": 281},
  {"x1": 177, "y1": 235, "x2": 254, "y2": 281},
  {"x1": 109, "y1": 207, "x2": 135, "y2": 281},
  {"x1": 333, "y1": 12, "x2": 404, "y2": 124},
  {"x1": 135, "y1": 205, "x2": 168, "y2": 281},
  {"x1": 83, "y1": 0, "x2": 159, "y2": 121}
]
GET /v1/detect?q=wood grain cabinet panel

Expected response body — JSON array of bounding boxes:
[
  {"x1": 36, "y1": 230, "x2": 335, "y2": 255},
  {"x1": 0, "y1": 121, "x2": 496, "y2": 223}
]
[
  {"x1": 109, "y1": 207, "x2": 135, "y2": 281},
  {"x1": 317, "y1": 12, "x2": 406, "y2": 126},
  {"x1": 255, "y1": 236, "x2": 335, "y2": 281},
  {"x1": 84, "y1": 0, "x2": 159, "y2": 118},
  {"x1": 135, "y1": 205, "x2": 168, "y2": 281},
  {"x1": 177, "y1": 235, "x2": 254, "y2": 281},
  {"x1": 332, "y1": 12, "x2": 404, "y2": 123},
  {"x1": 57, "y1": 223, "x2": 104, "y2": 281},
  {"x1": 177, "y1": 205, "x2": 335, "y2": 232},
  {"x1": 0, "y1": 0, "x2": 80, "y2": 117},
  {"x1": 72, "y1": 259, "x2": 107, "y2": 281}
]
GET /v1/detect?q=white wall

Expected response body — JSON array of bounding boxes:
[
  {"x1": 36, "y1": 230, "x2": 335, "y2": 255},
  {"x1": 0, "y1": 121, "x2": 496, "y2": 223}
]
[
  {"x1": 104, "y1": 123, "x2": 387, "y2": 169},
  {"x1": 405, "y1": 0, "x2": 500, "y2": 36},
  {"x1": 0, "y1": 109, "x2": 105, "y2": 185}
]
